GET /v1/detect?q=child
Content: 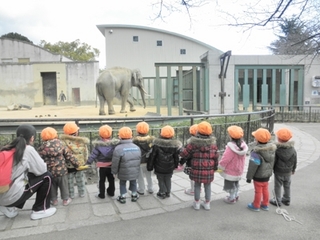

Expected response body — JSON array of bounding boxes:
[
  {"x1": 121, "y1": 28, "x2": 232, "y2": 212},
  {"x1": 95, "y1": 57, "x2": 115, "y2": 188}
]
[
  {"x1": 269, "y1": 128, "x2": 297, "y2": 207},
  {"x1": 132, "y1": 121, "x2": 155, "y2": 195},
  {"x1": 246, "y1": 128, "x2": 276, "y2": 212},
  {"x1": 60, "y1": 122, "x2": 89, "y2": 199},
  {"x1": 180, "y1": 124, "x2": 198, "y2": 196},
  {"x1": 147, "y1": 125, "x2": 182, "y2": 199},
  {"x1": 180, "y1": 121, "x2": 219, "y2": 211},
  {"x1": 218, "y1": 125, "x2": 248, "y2": 204},
  {"x1": 111, "y1": 127, "x2": 141, "y2": 204},
  {"x1": 38, "y1": 127, "x2": 80, "y2": 206},
  {"x1": 86, "y1": 125, "x2": 119, "y2": 199}
]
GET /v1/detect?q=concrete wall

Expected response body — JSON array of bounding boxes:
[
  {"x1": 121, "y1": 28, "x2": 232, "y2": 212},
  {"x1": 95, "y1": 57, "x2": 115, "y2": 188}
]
[{"x1": 97, "y1": 24, "x2": 223, "y2": 77}]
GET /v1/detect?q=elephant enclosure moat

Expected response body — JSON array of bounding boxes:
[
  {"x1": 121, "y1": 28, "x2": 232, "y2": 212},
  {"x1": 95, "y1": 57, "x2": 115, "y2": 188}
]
[{"x1": 0, "y1": 104, "x2": 179, "y2": 119}]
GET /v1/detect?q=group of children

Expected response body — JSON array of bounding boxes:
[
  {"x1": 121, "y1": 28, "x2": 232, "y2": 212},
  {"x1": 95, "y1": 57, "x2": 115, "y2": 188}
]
[{"x1": 36, "y1": 120, "x2": 297, "y2": 213}]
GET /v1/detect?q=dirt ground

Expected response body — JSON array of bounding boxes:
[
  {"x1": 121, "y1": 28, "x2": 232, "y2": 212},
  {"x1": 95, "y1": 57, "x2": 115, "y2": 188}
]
[{"x1": 0, "y1": 104, "x2": 179, "y2": 119}]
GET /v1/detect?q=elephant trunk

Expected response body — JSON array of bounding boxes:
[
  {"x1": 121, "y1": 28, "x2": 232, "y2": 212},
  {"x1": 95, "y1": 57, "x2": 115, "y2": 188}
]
[{"x1": 139, "y1": 87, "x2": 147, "y2": 108}]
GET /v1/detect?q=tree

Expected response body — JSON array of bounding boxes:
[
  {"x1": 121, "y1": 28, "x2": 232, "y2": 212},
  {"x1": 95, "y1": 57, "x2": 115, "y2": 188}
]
[
  {"x1": 152, "y1": 0, "x2": 320, "y2": 56},
  {"x1": 39, "y1": 39, "x2": 100, "y2": 62},
  {"x1": 268, "y1": 18, "x2": 315, "y2": 55},
  {"x1": 0, "y1": 32, "x2": 33, "y2": 43}
]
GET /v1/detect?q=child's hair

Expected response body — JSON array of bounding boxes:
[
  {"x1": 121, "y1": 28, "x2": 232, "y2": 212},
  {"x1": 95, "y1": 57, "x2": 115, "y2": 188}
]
[{"x1": 231, "y1": 138, "x2": 243, "y2": 151}]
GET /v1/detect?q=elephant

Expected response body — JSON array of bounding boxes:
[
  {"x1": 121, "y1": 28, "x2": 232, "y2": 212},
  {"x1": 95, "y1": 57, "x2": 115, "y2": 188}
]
[{"x1": 96, "y1": 67, "x2": 147, "y2": 115}]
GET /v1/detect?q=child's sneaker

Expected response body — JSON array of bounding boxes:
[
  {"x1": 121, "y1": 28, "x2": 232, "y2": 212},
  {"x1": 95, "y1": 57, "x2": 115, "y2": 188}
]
[
  {"x1": 0, "y1": 206, "x2": 18, "y2": 218},
  {"x1": 269, "y1": 198, "x2": 280, "y2": 207},
  {"x1": 193, "y1": 201, "x2": 200, "y2": 210},
  {"x1": 51, "y1": 199, "x2": 58, "y2": 206},
  {"x1": 201, "y1": 201, "x2": 211, "y2": 210},
  {"x1": 117, "y1": 195, "x2": 126, "y2": 204},
  {"x1": 260, "y1": 204, "x2": 269, "y2": 211},
  {"x1": 247, "y1": 203, "x2": 260, "y2": 212},
  {"x1": 79, "y1": 194, "x2": 85, "y2": 198},
  {"x1": 95, "y1": 193, "x2": 105, "y2": 199},
  {"x1": 281, "y1": 199, "x2": 290, "y2": 206},
  {"x1": 63, "y1": 198, "x2": 72, "y2": 206},
  {"x1": 184, "y1": 188, "x2": 195, "y2": 196},
  {"x1": 131, "y1": 194, "x2": 139, "y2": 202},
  {"x1": 223, "y1": 196, "x2": 236, "y2": 204},
  {"x1": 157, "y1": 192, "x2": 166, "y2": 199}
]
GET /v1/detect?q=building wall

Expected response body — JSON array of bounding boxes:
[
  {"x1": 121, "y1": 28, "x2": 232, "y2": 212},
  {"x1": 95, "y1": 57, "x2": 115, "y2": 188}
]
[
  {"x1": 97, "y1": 24, "x2": 223, "y2": 77},
  {"x1": 0, "y1": 39, "x2": 99, "y2": 107}
]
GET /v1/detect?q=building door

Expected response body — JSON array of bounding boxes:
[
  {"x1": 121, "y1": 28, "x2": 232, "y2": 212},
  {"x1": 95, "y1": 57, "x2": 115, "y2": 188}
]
[
  {"x1": 72, "y1": 88, "x2": 80, "y2": 105},
  {"x1": 41, "y1": 72, "x2": 57, "y2": 105}
]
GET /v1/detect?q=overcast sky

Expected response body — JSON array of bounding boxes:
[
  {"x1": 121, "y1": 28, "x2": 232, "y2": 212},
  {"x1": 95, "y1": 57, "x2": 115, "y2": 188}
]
[{"x1": 0, "y1": 0, "x2": 276, "y2": 69}]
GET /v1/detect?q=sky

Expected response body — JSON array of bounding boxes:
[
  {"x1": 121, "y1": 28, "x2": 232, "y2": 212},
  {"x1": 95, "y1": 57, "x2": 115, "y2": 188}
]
[{"x1": 0, "y1": 0, "x2": 277, "y2": 69}]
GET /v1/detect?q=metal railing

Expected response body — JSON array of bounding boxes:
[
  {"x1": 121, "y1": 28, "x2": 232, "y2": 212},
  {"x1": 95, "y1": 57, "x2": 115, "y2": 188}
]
[{"x1": 0, "y1": 109, "x2": 275, "y2": 152}]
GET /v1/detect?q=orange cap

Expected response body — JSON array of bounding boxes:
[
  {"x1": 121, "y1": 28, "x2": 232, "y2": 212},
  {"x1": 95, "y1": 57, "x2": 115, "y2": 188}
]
[
  {"x1": 63, "y1": 122, "x2": 79, "y2": 135},
  {"x1": 118, "y1": 127, "x2": 132, "y2": 139},
  {"x1": 99, "y1": 125, "x2": 112, "y2": 138},
  {"x1": 41, "y1": 127, "x2": 58, "y2": 141},
  {"x1": 276, "y1": 128, "x2": 292, "y2": 142},
  {"x1": 189, "y1": 124, "x2": 198, "y2": 136},
  {"x1": 227, "y1": 125, "x2": 244, "y2": 139},
  {"x1": 197, "y1": 121, "x2": 212, "y2": 135},
  {"x1": 136, "y1": 121, "x2": 149, "y2": 134},
  {"x1": 252, "y1": 128, "x2": 271, "y2": 143},
  {"x1": 160, "y1": 125, "x2": 175, "y2": 138}
]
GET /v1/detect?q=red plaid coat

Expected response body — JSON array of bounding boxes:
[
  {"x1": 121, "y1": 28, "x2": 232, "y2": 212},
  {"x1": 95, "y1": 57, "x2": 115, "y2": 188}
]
[{"x1": 180, "y1": 135, "x2": 219, "y2": 184}]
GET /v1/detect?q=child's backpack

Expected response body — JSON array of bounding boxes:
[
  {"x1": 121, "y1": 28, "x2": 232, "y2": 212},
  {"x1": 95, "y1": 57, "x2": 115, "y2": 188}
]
[{"x1": 0, "y1": 149, "x2": 15, "y2": 193}]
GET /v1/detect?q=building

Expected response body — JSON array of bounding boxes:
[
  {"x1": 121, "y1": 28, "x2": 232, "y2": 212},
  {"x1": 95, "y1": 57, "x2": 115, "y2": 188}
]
[
  {"x1": 97, "y1": 24, "x2": 320, "y2": 114},
  {"x1": 0, "y1": 38, "x2": 99, "y2": 107}
]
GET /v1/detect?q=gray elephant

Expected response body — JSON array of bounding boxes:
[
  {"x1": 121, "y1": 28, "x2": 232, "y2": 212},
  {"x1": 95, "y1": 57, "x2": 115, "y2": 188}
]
[{"x1": 96, "y1": 67, "x2": 147, "y2": 115}]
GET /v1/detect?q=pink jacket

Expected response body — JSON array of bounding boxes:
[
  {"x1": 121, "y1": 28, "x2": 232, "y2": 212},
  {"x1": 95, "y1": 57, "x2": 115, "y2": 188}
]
[{"x1": 218, "y1": 141, "x2": 248, "y2": 181}]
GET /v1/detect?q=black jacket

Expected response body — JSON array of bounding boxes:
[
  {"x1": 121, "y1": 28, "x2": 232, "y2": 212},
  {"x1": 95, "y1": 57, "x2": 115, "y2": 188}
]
[
  {"x1": 147, "y1": 137, "x2": 182, "y2": 174},
  {"x1": 274, "y1": 141, "x2": 297, "y2": 176},
  {"x1": 132, "y1": 135, "x2": 155, "y2": 164}
]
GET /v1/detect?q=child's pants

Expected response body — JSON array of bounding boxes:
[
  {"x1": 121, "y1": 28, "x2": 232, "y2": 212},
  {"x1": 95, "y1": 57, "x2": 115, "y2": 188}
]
[
  {"x1": 274, "y1": 174, "x2": 291, "y2": 203},
  {"x1": 51, "y1": 175, "x2": 69, "y2": 201},
  {"x1": 68, "y1": 171, "x2": 85, "y2": 197},
  {"x1": 194, "y1": 182, "x2": 211, "y2": 202},
  {"x1": 156, "y1": 173, "x2": 172, "y2": 194},
  {"x1": 253, "y1": 181, "x2": 269, "y2": 208},
  {"x1": 119, "y1": 179, "x2": 137, "y2": 196},
  {"x1": 98, "y1": 167, "x2": 115, "y2": 197},
  {"x1": 137, "y1": 164, "x2": 153, "y2": 193}
]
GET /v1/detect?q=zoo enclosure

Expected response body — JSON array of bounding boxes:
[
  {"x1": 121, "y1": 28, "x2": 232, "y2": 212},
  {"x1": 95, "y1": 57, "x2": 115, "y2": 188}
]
[{"x1": 0, "y1": 109, "x2": 275, "y2": 153}]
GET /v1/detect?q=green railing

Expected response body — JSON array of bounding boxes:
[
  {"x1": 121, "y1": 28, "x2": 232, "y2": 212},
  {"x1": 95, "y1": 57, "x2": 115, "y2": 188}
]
[{"x1": 0, "y1": 109, "x2": 275, "y2": 152}]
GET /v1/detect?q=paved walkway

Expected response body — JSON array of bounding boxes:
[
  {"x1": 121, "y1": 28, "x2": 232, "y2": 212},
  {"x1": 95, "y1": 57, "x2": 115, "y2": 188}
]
[{"x1": 1, "y1": 123, "x2": 320, "y2": 239}]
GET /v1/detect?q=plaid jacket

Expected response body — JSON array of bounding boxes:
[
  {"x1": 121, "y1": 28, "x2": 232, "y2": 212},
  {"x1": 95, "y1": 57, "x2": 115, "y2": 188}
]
[{"x1": 180, "y1": 135, "x2": 219, "y2": 184}]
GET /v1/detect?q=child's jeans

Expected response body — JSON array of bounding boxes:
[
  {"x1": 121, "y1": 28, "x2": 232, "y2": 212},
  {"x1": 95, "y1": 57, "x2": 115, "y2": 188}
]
[
  {"x1": 253, "y1": 181, "x2": 269, "y2": 208},
  {"x1": 119, "y1": 179, "x2": 137, "y2": 196},
  {"x1": 194, "y1": 182, "x2": 211, "y2": 202}
]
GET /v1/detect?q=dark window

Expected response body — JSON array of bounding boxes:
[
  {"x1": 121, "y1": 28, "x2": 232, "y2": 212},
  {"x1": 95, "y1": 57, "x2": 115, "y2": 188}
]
[
  {"x1": 133, "y1": 36, "x2": 139, "y2": 42},
  {"x1": 180, "y1": 49, "x2": 186, "y2": 54},
  {"x1": 157, "y1": 40, "x2": 162, "y2": 46}
]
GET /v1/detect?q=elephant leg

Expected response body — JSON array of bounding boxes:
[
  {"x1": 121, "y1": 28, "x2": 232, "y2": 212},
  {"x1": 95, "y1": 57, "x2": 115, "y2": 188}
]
[
  {"x1": 120, "y1": 95, "x2": 128, "y2": 113},
  {"x1": 98, "y1": 96, "x2": 106, "y2": 115},
  {"x1": 107, "y1": 99, "x2": 115, "y2": 115},
  {"x1": 127, "y1": 99, "x2": 136, "y2": 112}
]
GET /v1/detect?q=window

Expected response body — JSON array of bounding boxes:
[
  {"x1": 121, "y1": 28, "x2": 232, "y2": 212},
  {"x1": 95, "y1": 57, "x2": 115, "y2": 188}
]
[
  {"x1": 180, "y1": 49, "x2": 186, "y2": 55},
  {"x1": 18, "y1": 58, "x2": 30, "y2": 63},
  {"x1": 157, "y1": 40, "x2": 162, "y2": 46},
  {"x1": 133, "y1": 36, "x2": 139, "y2": 42},
  {"x1": 1, "y1": 58, "x2": 13, "y2": 63}
]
